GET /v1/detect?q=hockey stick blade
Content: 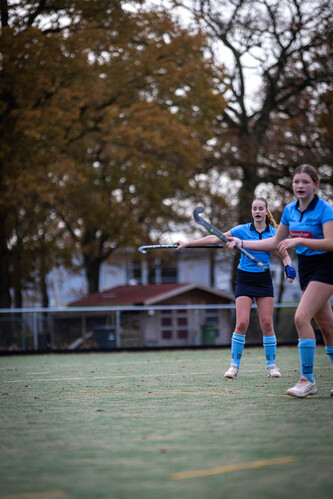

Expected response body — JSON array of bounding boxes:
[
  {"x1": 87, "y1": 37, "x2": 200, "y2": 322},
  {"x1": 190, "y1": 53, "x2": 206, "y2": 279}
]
[{"x1": 193, "y1": 206, "x2": 268, "y2": 271}]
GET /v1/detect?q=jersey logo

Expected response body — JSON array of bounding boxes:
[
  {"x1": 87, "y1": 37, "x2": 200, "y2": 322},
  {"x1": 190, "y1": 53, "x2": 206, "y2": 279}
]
[{"x1": 290, "y1": 230, "x2": 312, "y2": 238}]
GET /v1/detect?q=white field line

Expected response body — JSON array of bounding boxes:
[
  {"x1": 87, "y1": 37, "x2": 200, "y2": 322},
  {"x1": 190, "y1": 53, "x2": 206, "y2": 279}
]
[
  {"x1": 1, "y1": 365, "x2": 330, "y2": 384},
  {"x1": 27, "y1": 372, "x2": 51, "y2": 375},
  {"x1": 0, "y1": 358, "x2": 227, "y2": 371},
  {"x1": 2, "y1": 371, "x2": 226, "y2": 383}
]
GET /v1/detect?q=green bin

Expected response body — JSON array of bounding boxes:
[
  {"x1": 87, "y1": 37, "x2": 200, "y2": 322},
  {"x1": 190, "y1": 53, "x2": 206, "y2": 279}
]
[
  {"x1": 201, "y1": 324, "x2": 218, "y2": 345},
  {"x1": 93, "y1": 325, "x2": 116, "y2": 348}
]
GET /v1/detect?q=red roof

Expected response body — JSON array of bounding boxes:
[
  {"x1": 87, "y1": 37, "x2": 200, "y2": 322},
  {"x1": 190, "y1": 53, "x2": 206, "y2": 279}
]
[{"x1": 68, "y1": 283, "x2": 234, "y2": 306}]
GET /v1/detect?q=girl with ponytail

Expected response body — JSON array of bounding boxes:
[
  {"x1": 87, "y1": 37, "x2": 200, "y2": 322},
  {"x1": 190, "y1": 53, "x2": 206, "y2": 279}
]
[{"x1": 176, "y1": 197, "x2": 295, "y2": 379}]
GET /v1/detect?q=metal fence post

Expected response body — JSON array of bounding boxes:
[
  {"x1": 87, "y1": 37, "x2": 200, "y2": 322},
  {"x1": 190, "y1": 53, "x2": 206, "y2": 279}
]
[
  {"x1": 194, "y1": 309, "x2": 201, "y2": 346},
  {"x1": 33, "y1": 312, "x2": 38, "y2": 350},
  {"x1": 116, "y1": 310, "x2": 121, "y2": 348},
  {"x1": 21, "y1": 313, "x2": 26, "y2": 350}
]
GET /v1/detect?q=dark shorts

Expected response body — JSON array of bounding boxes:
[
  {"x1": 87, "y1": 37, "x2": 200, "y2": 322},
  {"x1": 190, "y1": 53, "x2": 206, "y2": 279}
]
[
  {"x1": 234, "y1": 269, "x2": 274, "y2": 299},
  {"x1": 298, "y1": 252, "x2": 333, "y2": 291}
]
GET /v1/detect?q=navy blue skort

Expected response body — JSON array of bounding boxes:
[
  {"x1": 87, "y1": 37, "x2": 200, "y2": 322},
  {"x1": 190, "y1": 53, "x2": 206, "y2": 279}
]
[
  {"x1": 234, "y1": 269, "x2": 274, "y2": 299},
  {"x1": 298, "y1": 252, "x2": 333, "y2": 291}
]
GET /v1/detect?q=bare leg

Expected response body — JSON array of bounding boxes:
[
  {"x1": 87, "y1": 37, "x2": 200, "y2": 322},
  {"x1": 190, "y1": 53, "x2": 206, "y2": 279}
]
[
  {"x1": 294, "y1": 282, "x2": 333, "y2": 339},
  {"x1": 234, "y1": 296, "x2": 253, "y2": 334},
  {"x1": 224, "y1": 296, "x2": 253, "y2": 378},
  {"x1": 256, "y1": 296, "x2": 280, "y2": 375},
  {"x1": 312, "y1": 296, "x2": 333, "y2": 347},
  {"x1": 287, "y1": 281, "x2": 333, "y2": 398},
  {"x1": 256, "y1": 296, "x2": 275, "y2": 335}
]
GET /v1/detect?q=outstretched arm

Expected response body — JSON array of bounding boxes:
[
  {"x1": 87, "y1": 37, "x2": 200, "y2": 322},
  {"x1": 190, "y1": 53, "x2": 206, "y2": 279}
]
[
  {"x1": 176, "y1": 232, "x2": 231, "y2": 249},
  {"x1": 277, "y1": 221, "x2": 333, "y2": 253},
  {"x1": 226, "y1": 223, "x2": 290, "y2": 251}
]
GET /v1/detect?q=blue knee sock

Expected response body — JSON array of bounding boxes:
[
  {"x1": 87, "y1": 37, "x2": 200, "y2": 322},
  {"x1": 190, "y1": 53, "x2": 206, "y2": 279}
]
[
  {"x1": 263, "y1": 335, "x2": 277, "y2": 369},
  {"x1": 325, "y1": 346, "x2": 333, "y2": 363},
  {"x1": 231, "y1": 333, "x2": 246, "y2": 368},
  {"x1": 298, "y1": 338, "x2": 316, "y2": 382}
]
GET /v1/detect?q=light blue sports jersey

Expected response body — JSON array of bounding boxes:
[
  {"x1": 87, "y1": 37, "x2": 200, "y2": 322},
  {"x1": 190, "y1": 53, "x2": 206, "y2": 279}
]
[
  {"x1": 230, "y1": 222, "x2": 276, "y2": 273},
  {"x1": 280, "y1": 195, "x2": 333, "y2": 255}
]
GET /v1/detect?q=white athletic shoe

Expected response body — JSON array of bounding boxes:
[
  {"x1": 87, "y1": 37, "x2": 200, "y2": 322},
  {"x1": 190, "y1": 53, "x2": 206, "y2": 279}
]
[
  {"x1": 286, "y1": 376, "x2": 317, "y2": 398},
  {"x1": 267, "y1": 365, "x2": 281, "y2": 378},
  {"x1": 224, "y1": 364, "x2": 239, "y2": 379}
]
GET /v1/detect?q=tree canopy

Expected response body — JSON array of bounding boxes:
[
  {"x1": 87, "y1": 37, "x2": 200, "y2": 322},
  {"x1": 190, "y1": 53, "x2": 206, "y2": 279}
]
[
  {"x1": 172, "y1": 0, "x2": 333, "y2": 220},
  {"x1": 0, "y1": 0, "x2": 227, "y2": 303},
  {"x1": 1, "y1": 0, "x2": 332, "y2": 307}
]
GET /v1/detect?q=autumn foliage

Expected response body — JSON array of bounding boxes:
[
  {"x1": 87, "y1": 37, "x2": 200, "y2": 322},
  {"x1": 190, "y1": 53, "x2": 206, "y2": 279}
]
[{"x1": 0, "y1": 0, "x2": 227, "y2": 305}]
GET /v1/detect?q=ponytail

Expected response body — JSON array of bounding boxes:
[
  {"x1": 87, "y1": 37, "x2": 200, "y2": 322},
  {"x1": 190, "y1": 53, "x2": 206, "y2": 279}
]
[{"x1": 266, "y1": 209, "x2": 278, "y2": 228}]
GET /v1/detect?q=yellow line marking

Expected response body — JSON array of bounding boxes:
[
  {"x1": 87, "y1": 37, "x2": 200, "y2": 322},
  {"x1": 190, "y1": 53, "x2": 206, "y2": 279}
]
[
  {"x1": 171, "y1": 456, "x2": 295, "y2": 480},
  {"x1": 66, "y1": 389, "x2": 117, "y2": 392},
  {"x1": 51, "y1": 389, "x2": 227, "y2": 395},
  {"x1": 51, "y1": 389, "x2": 117, "y2": 392},
  {"x1": 171, "y1": 391, "x2": 228, "y2": 395},
  {"x1": 266, "y1": 394, "x2": 290, "y2": 397},
  {"x1": 0, "y1": 490, "x2": 67, "y2": 499}
]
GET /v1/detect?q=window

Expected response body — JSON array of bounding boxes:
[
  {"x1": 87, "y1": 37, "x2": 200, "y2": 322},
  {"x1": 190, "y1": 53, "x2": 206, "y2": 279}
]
[
  {"x1": 149, "y1": 258, "x2": 178, "y2": 283},
  {"x1": 130, "y1": 260, "x2": 142, "y2": 284},
  {"x1": 177, "y1": 317, "x2": 187, "y2": 326},
  {"x1": 177, "y1": 330, "x2": 188, "y2": 339},
  {"x1": 159, "y1": 310, "x2": 189, "y2": 342}
]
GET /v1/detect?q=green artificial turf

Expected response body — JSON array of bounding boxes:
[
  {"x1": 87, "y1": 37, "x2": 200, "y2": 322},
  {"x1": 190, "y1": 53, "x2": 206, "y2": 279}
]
[{"x1": 0, "y1": 347, "x2": 332, "y2": 499}]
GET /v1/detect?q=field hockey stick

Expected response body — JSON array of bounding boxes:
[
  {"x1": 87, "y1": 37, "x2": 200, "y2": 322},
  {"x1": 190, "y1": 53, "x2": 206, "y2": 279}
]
[
  {"x1": 193, "y1": 206, "x2": 268, "y2": 271},
  {"x1": 138, "y1": 244, "x2": 223, "y2": 254}
]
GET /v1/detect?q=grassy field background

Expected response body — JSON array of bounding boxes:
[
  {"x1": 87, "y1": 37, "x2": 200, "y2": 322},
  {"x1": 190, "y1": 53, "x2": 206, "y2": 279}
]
[{"x1": 0, "y1": 346, "x2": 332, "y2": 499}]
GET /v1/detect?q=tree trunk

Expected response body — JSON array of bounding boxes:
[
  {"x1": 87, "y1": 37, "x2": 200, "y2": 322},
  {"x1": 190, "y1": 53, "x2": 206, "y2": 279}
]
[
  {"x1": 39, "y1": 252, "x2": 49, "y2": 308},
  {"x1": 84, "y1": 256, "x2": 102, "y2": 295},
  {"x1": 0, "y1": 227, "x2": 11, "y2": 308},
  {"x1": 14, "y1": 287, "x2": 22, "y2": 308},
  {"x1": 40, "y1": 274, "x2": 49, "y2": 308},
  {"x1": 0, "y1": 264, "x2": 11, "y2": 308},
  {"x1": 238, "y1": 163, "x2": 259, "y2": 224},
  {"x1": 209, "y1": 248, "x2": 215, "y2": 287},
  {"x1": 0, "y1": 216, "x2": 12, "y2": 346}
]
